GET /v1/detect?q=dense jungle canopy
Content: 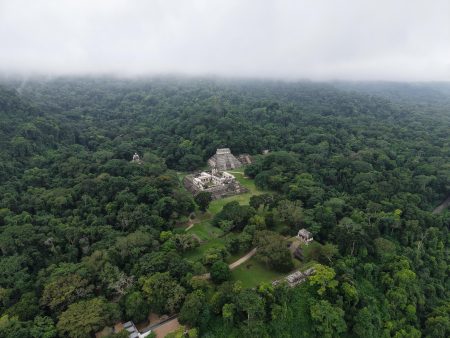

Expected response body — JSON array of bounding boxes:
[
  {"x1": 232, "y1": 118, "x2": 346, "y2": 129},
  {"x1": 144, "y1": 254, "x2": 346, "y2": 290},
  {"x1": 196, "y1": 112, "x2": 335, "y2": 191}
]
[{"x1": 0, "y1": 77, "x2": 449, "y2": 338}]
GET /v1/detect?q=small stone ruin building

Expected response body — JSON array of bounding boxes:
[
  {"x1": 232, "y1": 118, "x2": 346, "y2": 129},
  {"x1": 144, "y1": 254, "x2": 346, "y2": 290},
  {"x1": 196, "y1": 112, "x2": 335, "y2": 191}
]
[
  {"x1": 272, "y1": 268, "x2": 315, "y2": 287},
  {"x1": 237, "y1": 153, "x2": 252, "y2": 165},
  {"x1": 208, "y1": 148, "x2": 242, "y2": 171},
  {"x1": 131, "y1": 152, "x2": 143, "y2": 164},
  {"x1": 297, "y1": 228, "x2": 313, "y2": 244}
]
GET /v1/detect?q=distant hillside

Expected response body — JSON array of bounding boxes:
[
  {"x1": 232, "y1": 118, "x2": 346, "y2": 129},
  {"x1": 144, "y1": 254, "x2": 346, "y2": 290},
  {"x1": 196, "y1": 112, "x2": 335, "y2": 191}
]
[{"x1": 333, "y1": 81, "x2": 450, "y2": 111}]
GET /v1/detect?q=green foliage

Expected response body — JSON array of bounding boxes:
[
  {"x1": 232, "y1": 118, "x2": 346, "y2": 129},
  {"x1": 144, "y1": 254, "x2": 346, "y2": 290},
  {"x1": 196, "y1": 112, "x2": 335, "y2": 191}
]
[
  {"x1": 124, "y1": 291, "x2": 149, "y2": 323},
  {"x1": 141, "y1": 272, "x2": 186, "y2": 314},
  {"x1": 210, "y1": 261, "x2": 231, "y2": 284},
  {"x1": 253, "y1": 230, "x2": 294, "y2": 272},
  {"x1": 40, "y1": 274, "x2": 93, "y2": 312},
  {"x1": 0, "y1": 314, "x2": 30, "y2": 338},
  {"x1": 165, "y1": 326, "x2": 198, "y2": 338},
  {"x1": 30, "y1": 316, "x2": 57, "y2": 338},
  {"x1": 179, "y1": 290, "x2": 206, "y2": 327},
  {"x1": 212, "y1": 201, "x2": 256, "y2": 231},
  {"x1": 308, "y1": 264, "x2": 338, "y2": 296},
  {"x1": 0, "y1": 78, "x2": 449, "y2": 337},
  {"x1": 195, "y1": 191, "x2": 213, "y2": 212},
  {"x1": 310, "y1": 300, "x2": 347, "y2": 338},
  {"x1": 57, "y1": 298, "x2": 119, "y2": 338}
]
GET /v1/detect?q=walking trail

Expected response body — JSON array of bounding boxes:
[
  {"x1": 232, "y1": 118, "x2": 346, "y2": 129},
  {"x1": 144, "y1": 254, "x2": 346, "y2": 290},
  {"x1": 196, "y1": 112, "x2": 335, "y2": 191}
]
[
  {"x1": 229, "y1": 248, "x2": 257, "y2": 269},
  {"x1": 184, "y1": 217, "x2": 206, "y2": 231},
  {"x1": 197, "y1": 247, "x2": 257, "y2": 279},
  {"x1": 432, "y1": 195, "x2": 450, "y2": 214}
]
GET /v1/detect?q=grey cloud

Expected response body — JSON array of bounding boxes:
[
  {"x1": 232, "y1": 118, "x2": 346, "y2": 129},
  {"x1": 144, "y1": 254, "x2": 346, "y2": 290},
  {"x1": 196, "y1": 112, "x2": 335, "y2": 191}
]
[{"x1": 0, "y1": 0, "x2": 449, "y2": 80}]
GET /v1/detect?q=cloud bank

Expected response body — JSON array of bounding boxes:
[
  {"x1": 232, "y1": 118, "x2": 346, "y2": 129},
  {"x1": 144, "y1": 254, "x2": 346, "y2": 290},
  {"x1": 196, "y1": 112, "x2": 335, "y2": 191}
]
[{"x1": 1, "y1": 0, "x2": 449, "y2": 80}]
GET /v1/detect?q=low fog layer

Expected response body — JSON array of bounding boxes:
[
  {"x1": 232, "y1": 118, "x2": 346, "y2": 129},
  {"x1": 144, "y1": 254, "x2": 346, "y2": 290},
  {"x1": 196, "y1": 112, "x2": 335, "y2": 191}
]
[{"x1": 1, "y1": 0, "x2": 449, "y2": 81}]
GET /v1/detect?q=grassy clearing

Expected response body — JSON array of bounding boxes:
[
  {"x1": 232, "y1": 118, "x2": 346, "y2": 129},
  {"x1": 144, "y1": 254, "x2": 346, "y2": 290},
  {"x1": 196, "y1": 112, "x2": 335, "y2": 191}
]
[
  {"x1": 186, "y1": 220, "x2": 223, "y2": 241},
  {"x1": 184, "y1": 238, "x2": 227, "y2": 261},
  {"x1": 230, "y1": 257, "x2": 286, "y2": 288},
  {"x1": 230, "y1": 171, "x2": 260, "y2": 194},
  {"x1": 208, "y1": 193, "x2": 252, "y2": 214},
  {"x1": 230, "y1": 255, "x2": 308, "y2": 289},
  {"x1": 208, "y1": 171, "x2": 263, "y2": 214}
]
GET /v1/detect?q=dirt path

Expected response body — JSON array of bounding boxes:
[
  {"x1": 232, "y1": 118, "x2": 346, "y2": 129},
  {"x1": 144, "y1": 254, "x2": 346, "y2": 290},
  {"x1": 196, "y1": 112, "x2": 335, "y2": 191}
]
[
  {"x1": 229, "y1": 248, "x2": 257, "y2": 269},
  {"x1": 151, "y1": 318, "x2": 180, "y2": 338},
  {"x1": 433, "y1": 195, "x2": 450, "y2": 214},
  {"x1": 185, "y1": 222, "x2": 195, "y2": 231},
  {"x1": 139, "y1": 315, "x2": 178, "y2": 337},
  {"x1": 184, "y1": 216, "x2": 206, "y2": 231},
  {"x1": 196, "y1": 248, "x2": 258, "y2": 280}
]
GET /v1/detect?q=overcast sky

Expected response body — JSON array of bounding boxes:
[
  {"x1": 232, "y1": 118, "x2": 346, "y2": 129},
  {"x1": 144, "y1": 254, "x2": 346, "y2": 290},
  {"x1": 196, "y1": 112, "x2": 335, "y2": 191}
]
[{"x1": 1, "y1": 0, "x2": 449, "y2": 81}]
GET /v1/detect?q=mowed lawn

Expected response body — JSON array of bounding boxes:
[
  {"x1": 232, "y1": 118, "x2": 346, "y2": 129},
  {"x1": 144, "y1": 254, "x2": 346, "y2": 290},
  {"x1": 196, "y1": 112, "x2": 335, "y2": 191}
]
[
  {"x1": 230, "y1": 257, "x2": 286, "y2": 288},
  {"x1": 208, "y1": 170, "x2": 263, "y2": 214},
  {"x1": 187, "y1": 220, "x2": 223, "y2": 241}
]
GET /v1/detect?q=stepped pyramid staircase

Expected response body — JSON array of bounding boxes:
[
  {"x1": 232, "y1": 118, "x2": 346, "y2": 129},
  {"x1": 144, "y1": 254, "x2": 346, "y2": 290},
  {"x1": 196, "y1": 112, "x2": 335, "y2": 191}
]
[{"x1": 208, "y1": 148, "x2": 242, "y2": 171}]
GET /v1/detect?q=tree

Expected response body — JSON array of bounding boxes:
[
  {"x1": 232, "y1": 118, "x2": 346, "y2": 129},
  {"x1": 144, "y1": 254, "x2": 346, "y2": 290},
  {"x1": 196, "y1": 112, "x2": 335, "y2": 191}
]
[
  {"x1": 310, "y1": 300, "x2": 346, "y2": 338},
  {"x1": 212, "y1": 201, "x2": 256, "y2": 231},
  {"x1": 124, "y1": 291, "x2": 150, "y2": 323},
  {"x1": 194, "y1": 191, "x2": 212, "y2": 212},
  {"x1": 30, "y1": 316, "x2": 57, "y2": 338},
  {"x1": 173, "y1": 234, "x2": 200, "y2": 253},
  {"x1": 425, "y1": 303, "x2": 450, "y2": 338},
  {"x1": 99, "y1": 263, "x2": 135, "y2": 297},
  {"x1": 179, "y1": 290, "x2": 206, "y2": 326},
  {"x1": 236, "y1": 289, "x2": 266, "y2": 325},
  {"x1": 5, "y1": 292, "x2": 39, "y2": 321},
  {"x1": 210, "y1": 261, "x2": 231, "y2": 284},
  {"x1": 274, "y1": 200, "x2": 303, "y2": 230},
  {"x1": 222, "y1": 303, "x2": 235, "y2": 325},
  {"x1": 333, "y1": 217, "x2": 367, "y2": 256},
  {"x1": 249, "y1": 195, "x2": 264, "y2": 210},
  {"x1": 111, "y1": 231, "x2": 155, "y2": 265},
  {"x1": 353, "y1": 306, "x2": 382, "y2": 338},
  {"x1": 0, "y1": 314, "x2": 30, "y2": 338},
  {"x1": 57, "y1": 298, "x2": 119, "y2": 338},
  {"x1": 304, "y1": 242, "x2": 338, "y2": 264},
  {"x1": 141, "y1": 272, "x2": 186, "y2": 314},
  {"x1": 253, "y1": 231, "x2": 294, "y2": 272},
  {"x1": 202, "y1": 247, "x2": 229, "y2": 266},
  {"x1": 40, "y1": 274, "x2": 93, "y2": 312},
  {"x1": 308, "y1": 264, "x2": 338, "y2": 296}
]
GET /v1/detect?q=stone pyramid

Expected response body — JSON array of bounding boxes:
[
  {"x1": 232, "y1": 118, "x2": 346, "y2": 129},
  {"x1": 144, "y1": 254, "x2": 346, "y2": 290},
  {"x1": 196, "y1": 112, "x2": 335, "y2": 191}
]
[{"x1": 208, "y1": 148, "x2": 242, "y2": 171}]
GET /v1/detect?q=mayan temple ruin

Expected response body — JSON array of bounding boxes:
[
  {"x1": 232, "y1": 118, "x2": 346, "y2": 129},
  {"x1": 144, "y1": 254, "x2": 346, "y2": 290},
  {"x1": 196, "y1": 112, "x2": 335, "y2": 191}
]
[
  {"x1": 207, "y1": 148, "x2": 243, "y2": 171},
  {"x1": 183, "y1": 148, "x2": 249, "y2": 200}
]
